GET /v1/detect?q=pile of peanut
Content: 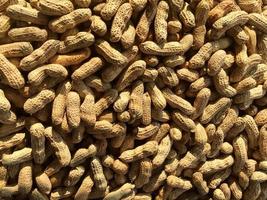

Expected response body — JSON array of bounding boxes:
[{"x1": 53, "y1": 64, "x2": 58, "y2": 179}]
[{"x1": 1, "y1": 0, "x2": 267, "y2": 199}]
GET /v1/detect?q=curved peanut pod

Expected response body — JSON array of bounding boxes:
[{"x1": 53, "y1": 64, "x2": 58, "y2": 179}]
[
  {"x1": 162, "y1": 88, "x2": 195, "y2": 115},
  {"x1": 52, "y1": 81, "x2": 71, "y2": 125},
  {"x1": 119, "y1": 141, "x2": 158, "y2": 163},
  {"x1": 0, "y1": 133, "x2": 25, "y2": 151},
  {"x1": 74, "y1": 174, "x2": 94, "y2": 200},
  {"x1": 2, "y1": 147, "x2": 32, "y2": 166},
  {"x1": 6, "y1": 5, "x2": 49, "y2": 25},
  {"x1": 20, "y1": 39, "x2": 60, "y2": 71},
  {"x1": 30, "y1": 123, "x2": 46, "y2": 164},
  {"x1": 38, "y1": 0, "x2": 74, "y2": 16},
  {"x1": 260, "y1": 124, "x2": 267, "y2": 160},
  {"x1": 146, "y1": 82, "x2": 166, "y2": 110},
  {"x1": 8, "y1": 27, "x2": 48, "y2": 42},
  {"x1": 116, "y1": 60, "x2": 146, "y2": 92},
  {"x1": 94, "y1": 89, "x2": 118, "y2": 117},
  {"x1": 103, "y1": 183, "x2": 135, "y2": 200},
  {"x1": 18, "y1": 162, "x2": 33, "y2": 196},
  {"x1": 49, "y1": 9, "x2": 91, "y2": 33},
  {"x1": 198, "y1": 155, "x2": 234, "y2": 175},
  {"x1": 59, "y1": 32, "x2": 94, "y2": 54},
  {"x1": 167, "y1": 175, "x2": 192, "y2": 190},
  {"x1": 95, "y1": 39, "x2": 128, "y2": 65},
  {"x1": 152, "y1": 135, "x2": 172, "y2": 168},
  {"x1": 66, "y1": 91, "x2": 81, "y2": 128},
  {"x1": 110, "y1": 3, "x2": 133, "y2": 42},
  {"x1": 72, "y1": 57, "x2": 104, "y2": 81},
  {"x1": 91, "y1": 157, "x2": 107, "y2": 191},
  {"x1": 172, "y1": 110, "x2": 196, "y2": 133},
  {"x1": 0, "y1": 54, "x2": 25, "y2": 89},
  {"x1": 248, "y1": 13, "x2": 267, "y2": 34},
  {"x1": 0, "y1": 42, "x2": 33, "y2": 58},
  {"x1": 135, "y1": 122, "x2": 160, "y2": 140},
  {"x1": 28, "y1": 64, "x2": 68, "y2": 86},
  {"x1": 44, "y1": 127, "x2": 71, "y2": 166},
  {"x1": 23, "y1": 89, "x2": 55, "y2": 114}
]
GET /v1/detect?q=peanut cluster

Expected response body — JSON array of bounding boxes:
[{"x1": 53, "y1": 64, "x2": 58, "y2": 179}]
[{"x1": 0, "y1": 0, "x2": 267, "y2": 199}]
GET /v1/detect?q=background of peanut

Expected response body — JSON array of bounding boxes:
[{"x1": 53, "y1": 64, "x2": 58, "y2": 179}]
[{"x1": 0, "y1": 0, "x2": 267, "y2": 199}]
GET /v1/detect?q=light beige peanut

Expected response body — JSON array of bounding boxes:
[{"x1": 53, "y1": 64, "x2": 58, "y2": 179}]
[
  {"x1": 208, "y1": 50, "x2": 226, "y2": 76},
  {"x1": 233, "y1": 135, "x2": 248, "y2": 174},
  {"x1": 0, "y1": 14, "x2": 11, "y2": 38},
  {"x1": 94, "y1": 89, "x2": 118, "y2": 117},
  {"x1": 135, "y1": 0, "x2": 157, "y2": 42},
  {"x1": 158, "y1": 65, "x2": 178, "y2": 86},
  {"x1": 135, "y1": 122, "x2": 159, "y2": 140},
  {"x1": 162, "y1": 88, "x2": 194, "y2": 115},
  {"x1": 80, "y1": 93, "x2": 96, "y2": 127},
  {"x1": 167, "y1": 175, "x2": 192, "y2": 190},
  {"x1": 50, "y1": 187, "x2": 76, "y2": 199},
  {"x1": 91, "y1": 156, "x2": 108, "y2": 191},
  {"x1": 141, "y1": 92, "x2": 152, "y2": 125},
  {"x1": 152, "y1": 135, "x2": 172, "y2": 168},
  {"x1": 72, "y1": 57, "x2": 104, "y2": 81},
  {"x1": 70, "y1": 145, "x2": 96, "y2": 167},
  {"x1": 58, "y1": 32, "x2": 94, "y2": 54},
  {"x1": 140, "y1": 34, "x2": 193, "y2": 56},
  {"x1": 134, "y1": 158, "x2": 152, "y2": 188},
  {"x1": 74, "y1": 174, "x2": 94, "y2": 200},
  {"x1": 52, "y1": 81, "x2": 71, "y2": 125},
  {"x1": 104, "y1": 183, "x2": 135, "y2": 200},
  {"x1": 146, "y1": 82, "x2": 166, "y2": 110},
  {"x1": 179, "y1": 2, "x2": 195, "y2": 28},
  {"x1": 6, "y1": 5, "x2": 48, "y2": 25},
  {"x1": 101, "y1": 45, "x2": 139, "y2": 83},
  {"x1": 0, "y1": 42, "x2": 33, "y2": 58},
  {"x1": 90, "y1": 15, "x2": 107, "y2": 37},
  {"x1": 35, "y1": 171, "x2": 52, "y2": 195},
  {"x1": 244, "y1": 115, "x2": 260, "y2": 149},
  {"x1": 20, "y1": 39, "x2": 60, "y2": 71},
  {"x1": 208, "y1": 128, "x2": 224, "y2": 158},
  {"x1": 208, "y1": 168, "x2": 232, "y2": 189},
  {"x1": 178, "y1": 143, "x2": 211, "y2": 170},
  {"x1": 28, "y1": 64, "x2": 68, "y2": 87},
  {"x1": 211, "y1": 11, "x2": 248, "y2": 39},
  {"x1": 121, "y1": 21, "x2": 136, "y2": 49},
  {"x1": 172, "y1": 110, "x2": 196, "y2": 132},
  {"x1": 0, "y1": 54, "x2": 25, "y2": 89},
  {"x1": 229, "y1": 178, "x2": 243, "y2": 200},
  {"x1": 119, "y1": 141, "x2": 158, "y2": 163},
  {"x1": 100, "y1": 0, "x2": 124, "y2": 21},
  {"x1": 143, "y1": 170, "x2": 167, "y2": 193},
  {"x1": 23, "y1": 89, "x2": 55, "y2": 114},
  {"x1": 95, "y1": 39, "x2": 128, "y2": 66},
  {"x1": 18, "y1": 161, "x2": 33, "y2": 197},
  {"x1": 198, "y1": 155, "x2": 234, "y2": 175},
  {"x1": 66, "y1": 91, "x2": 80, "y2": 128},
  {"x1": 84, "y1": 75, "x2": 111, "y2": 92},
  {"x1": 38, "y1": 0, "x2": 74, "y2": 16},
  {"x1": 129, "y1": 80, "x2": 144, "y2": 120},
  {"x1": 189, "y1": 38, "x2": 232, "y2": 69},
  {"x1": 154, "y1": 1, "x2": 169, "y2": 44},
  {"x1": 200, "y1": 97, "x2": 231, "y2": 124},
  {"x1": 248, "y1": 13, "x2": 267, "y2": 34},
  {"x1": 64, "y1": 165, "x2": 85, "y2": 187},
  {"x1": 29, "y1": 122, "x2": 45, "y2": 164},
  {"x1": 44, "y1": 127, "x2": 71, "y2": 166},
  {"x1": 259, "y1": 124, "x2": 267, "y2": 160},
  {"x1": 110, "y1": 3, "x2": 133, "y2": 42},
  {"x1": 2, "y1": 147, "x2": 32, "y2": 166},
  {"x1": 49, "y1": 8, "x2": 91, "y2": 33}
]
